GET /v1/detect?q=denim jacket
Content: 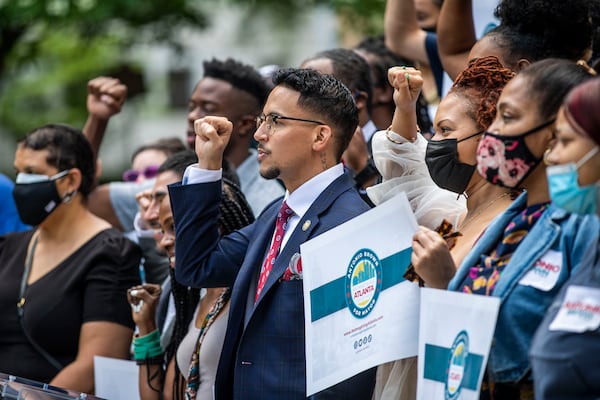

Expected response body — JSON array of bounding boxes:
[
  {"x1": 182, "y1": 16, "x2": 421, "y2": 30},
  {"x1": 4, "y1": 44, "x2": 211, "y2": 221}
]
[
  {"x1": 529, "y1": 239, "x2": 600, "y2": 399},
  {"x1": 448, "y1": 192, "x2": 600, "y2": 383}
]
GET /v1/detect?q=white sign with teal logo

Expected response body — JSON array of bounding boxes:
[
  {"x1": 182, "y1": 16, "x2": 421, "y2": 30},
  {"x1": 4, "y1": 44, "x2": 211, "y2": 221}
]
[
  {"x1": 301, "y1": 192, "x2": 420, "y2": 396},
  {"x1": 418, "y1": 288, "x2": 500, "y2": 400}
]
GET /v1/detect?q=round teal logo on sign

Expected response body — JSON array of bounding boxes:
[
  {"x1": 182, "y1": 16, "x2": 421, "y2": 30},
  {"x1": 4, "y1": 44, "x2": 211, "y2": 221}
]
[
  {"x1": 445, "y1": 330, "x2": 469, "y2": 400},
  {"x1": 345, "y1": 249, "x2": 382, "y2": 319}
]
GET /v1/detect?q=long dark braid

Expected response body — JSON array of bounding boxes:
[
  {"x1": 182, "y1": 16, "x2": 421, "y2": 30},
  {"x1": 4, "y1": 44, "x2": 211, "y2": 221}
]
[
  {"x1": 166, "y1": 267, "x2": 200, "y2": 400},
  {"x1": 220, "y1": 177, "x2": 255, "y2": 234},
  {"x1": 165, "y1": 176, "x2": 254, "y2": 400}
]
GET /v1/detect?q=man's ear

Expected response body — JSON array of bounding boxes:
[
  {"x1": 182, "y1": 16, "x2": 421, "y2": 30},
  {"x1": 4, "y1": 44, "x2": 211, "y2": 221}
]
[
  {"x1": 236, "y1": 115, "x2": 257, "y2": 137},
  {"x1": 354, "y1": 90, "x2": 369, "y2": 112},
  {"x1": 313, "y1": 125, "x2": 333, "y2": 152}
]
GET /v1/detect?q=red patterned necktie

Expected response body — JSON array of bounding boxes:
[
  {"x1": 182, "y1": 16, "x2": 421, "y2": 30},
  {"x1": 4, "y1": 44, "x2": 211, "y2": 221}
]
[{"x1": 255, "y1": 201, "x2": 294, "y2": 303}]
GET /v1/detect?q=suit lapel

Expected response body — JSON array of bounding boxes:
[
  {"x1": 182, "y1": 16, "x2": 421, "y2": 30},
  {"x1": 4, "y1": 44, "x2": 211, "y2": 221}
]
[
  {"x1": 253, "y1": 211, "x2": 321, "y2": 306},
  {"x1": 253, "y1": 174, "x2": 352, "y2": 307},
  {"x1": 224, "y1": 202, "x2": 277, "y2": 323}
]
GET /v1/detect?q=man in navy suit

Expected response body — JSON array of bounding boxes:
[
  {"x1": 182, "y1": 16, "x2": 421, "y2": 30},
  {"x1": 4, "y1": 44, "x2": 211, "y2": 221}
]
[{"x1": 169, "y1": 68, "x2": 376, "y2": 399}]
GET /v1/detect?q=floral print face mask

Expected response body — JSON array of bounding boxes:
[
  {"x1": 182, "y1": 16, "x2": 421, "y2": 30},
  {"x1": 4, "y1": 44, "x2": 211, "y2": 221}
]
[{"x1": 476, "y1": 119, "x2": 555, "y2": 189}]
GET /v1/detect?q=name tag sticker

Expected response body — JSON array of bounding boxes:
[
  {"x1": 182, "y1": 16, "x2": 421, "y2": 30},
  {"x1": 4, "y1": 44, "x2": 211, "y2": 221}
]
[
  {"x1": 549, "y1": 285, "x2": 600, "y2": 333},
  {"x1": 518, "y1": 249, "x2": 562, "y2": 291}
]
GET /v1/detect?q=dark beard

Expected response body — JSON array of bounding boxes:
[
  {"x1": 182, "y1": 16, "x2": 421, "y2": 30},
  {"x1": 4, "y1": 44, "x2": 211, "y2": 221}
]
[{"x1": 260, "y1": 167, "x2": 281, "y2": 180}]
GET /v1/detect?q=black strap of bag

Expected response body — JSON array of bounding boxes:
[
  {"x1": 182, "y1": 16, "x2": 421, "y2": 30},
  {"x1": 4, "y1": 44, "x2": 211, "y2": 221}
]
[{"x1": 17, "y1": 234, "x2": 64, "y2": 372}]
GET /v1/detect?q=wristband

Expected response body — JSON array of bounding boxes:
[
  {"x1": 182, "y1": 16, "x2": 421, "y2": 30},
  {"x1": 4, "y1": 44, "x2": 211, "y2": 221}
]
[{"x1": 133, "y1": 330, "x2": 164, "y2": 360}]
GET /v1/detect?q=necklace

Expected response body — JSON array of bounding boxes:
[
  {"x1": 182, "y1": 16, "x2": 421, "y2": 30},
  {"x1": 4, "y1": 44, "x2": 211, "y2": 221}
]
[{"x1": 460, "y1": 191, "x2": 512, "y2": 230}]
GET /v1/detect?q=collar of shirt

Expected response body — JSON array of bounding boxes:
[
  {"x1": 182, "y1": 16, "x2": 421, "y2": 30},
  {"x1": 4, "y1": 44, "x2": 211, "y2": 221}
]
[
  {"x1": 361, "y1": 120, "x2": 377, "y2": 144},
  {"x1": 279, "y1": 163, "x2": 344, "y2": 249}
]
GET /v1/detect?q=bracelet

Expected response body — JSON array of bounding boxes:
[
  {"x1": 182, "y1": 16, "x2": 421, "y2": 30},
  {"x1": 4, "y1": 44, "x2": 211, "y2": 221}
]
[
  {"x1": 385, "y1": 125, "x2": 421, "y2": 144},
  {"x1": 133, "y1": 330, "x2": 164, "y2": 360}
]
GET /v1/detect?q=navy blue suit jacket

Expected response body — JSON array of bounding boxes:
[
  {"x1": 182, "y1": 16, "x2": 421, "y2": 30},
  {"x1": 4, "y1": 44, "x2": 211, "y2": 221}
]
[{"x1": 169, "y1": 173, "x2": 376, "y2": 400}]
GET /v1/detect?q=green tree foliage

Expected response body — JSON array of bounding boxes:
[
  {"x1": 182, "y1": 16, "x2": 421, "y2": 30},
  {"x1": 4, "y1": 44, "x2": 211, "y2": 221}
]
[
  {"x1": 0, "y1": 0, "x2": 207, "y2": 138},
  {"x1": 0, "y1": 0, "x2": 383, "y2": 140},
  {"x1": 235, "y1": 0, "x2": 385, "y2": 37},
  {"x1": 0, "y1": 0, "x2": 207, "y2": 73}
]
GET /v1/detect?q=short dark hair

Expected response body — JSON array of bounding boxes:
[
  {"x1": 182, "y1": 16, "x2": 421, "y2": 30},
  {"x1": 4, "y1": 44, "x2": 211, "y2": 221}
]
[
  {"x1": 355, "y1": 36, "x2": 414, "y2": 88},
  {"x1": 131, "y1": 136, "x2": 187, "y2": 164},
  {"x1": 158, "y1": 149, "x2": 240, "y2": 186},
  {"x1": 306, "y1": 48, "x2": 374, "y2": 116},
  {"x1": 157, "y1": 149, "x2": 198, "y2": 178},
  {"x1": 272, "y1": 68, "x2": 359, "y2": 161},
  {"x1": 203, "y1": 58, "x2": 269, "y2": 109},
  {"x1": 19, "y1": 124, "x2": 95, "y2": 199},
  {"x1": 354, "y1": 35, "x2": 432, "y2": 133},
  {"x1": 518, "y1": 58, "x2": 595, "y2": 123}
]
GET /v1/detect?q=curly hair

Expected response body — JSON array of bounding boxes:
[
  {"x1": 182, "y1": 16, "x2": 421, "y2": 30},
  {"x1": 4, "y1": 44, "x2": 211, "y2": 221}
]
[
  {"x1": 493, "y1": 0, "x2": 593, "y2": 62},
  {"x1": 203, "y1": 58, "x2": 269, "y2": 109},
  {"x1": 449, "y1": 56, "x2": 515, "y2": 130}
]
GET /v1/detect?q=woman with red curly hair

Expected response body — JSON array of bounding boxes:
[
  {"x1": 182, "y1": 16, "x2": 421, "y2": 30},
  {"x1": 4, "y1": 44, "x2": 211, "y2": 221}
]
[
  {"x1": 369, "y1": 55, "x2": 516, "y2": 265},
  {"x1": 415, "y1": 59, "x2": 597, "y2": 399},
  {"x1": 368, "y1": 55, "x2": 515, "y2": 400}
]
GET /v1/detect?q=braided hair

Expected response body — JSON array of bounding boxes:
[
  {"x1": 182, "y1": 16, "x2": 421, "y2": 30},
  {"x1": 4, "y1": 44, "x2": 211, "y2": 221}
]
[
  {"x1": 165, "y1": 176, "x2": 254, "y2": 400},
  {"x1": 449, "y1": 56, "x2": 515, "y2": 130}
]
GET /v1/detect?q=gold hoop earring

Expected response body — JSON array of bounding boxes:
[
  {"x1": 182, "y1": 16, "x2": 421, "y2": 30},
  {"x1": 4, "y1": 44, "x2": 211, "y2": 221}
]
[{"x1": 543, "y1": 148, "x2": 553, "y2": 166}]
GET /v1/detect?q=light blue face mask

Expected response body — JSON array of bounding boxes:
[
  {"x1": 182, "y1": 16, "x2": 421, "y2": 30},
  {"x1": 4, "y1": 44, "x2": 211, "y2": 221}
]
[{"x1": 546, "y1": 146, "x2": 600, "y2": 215}]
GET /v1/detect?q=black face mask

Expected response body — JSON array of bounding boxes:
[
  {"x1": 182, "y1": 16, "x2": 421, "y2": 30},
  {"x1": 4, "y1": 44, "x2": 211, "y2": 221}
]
[
  {"x1": 425, "y1": 131, "x2": 482, "y2": 195},
  {"x1": 12, "y1": 170, "x2": 68, "y2": 226}
]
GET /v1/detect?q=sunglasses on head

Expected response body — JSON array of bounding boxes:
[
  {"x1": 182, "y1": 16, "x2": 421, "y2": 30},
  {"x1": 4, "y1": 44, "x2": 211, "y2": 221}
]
[{"x1": 122, "y1": 165, "x2": 160, "y2": 182}]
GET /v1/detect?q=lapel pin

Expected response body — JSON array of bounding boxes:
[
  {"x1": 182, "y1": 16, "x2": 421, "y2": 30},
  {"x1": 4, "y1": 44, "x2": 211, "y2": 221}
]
[{"x1": 302, "y1": 220, "x2": 311, "y2": 231}]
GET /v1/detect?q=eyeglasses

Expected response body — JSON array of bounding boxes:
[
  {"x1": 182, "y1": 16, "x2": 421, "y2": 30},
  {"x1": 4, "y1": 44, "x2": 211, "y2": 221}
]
[
  {"x1": 123, "y1": 165, "x2": 160, "y2": 182},
  {"x1": 255, "y1": 113, "x2": 325, "y2": 133}
]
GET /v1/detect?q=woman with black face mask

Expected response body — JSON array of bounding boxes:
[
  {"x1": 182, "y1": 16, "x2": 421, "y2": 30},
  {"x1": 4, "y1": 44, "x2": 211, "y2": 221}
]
[
  {"x1": 413, "y1": 59, "x2": 598, "y2": 398},
  {"x1": 368, "y1": 56, "x2": 514, "y2": 400},
  {"x1": 0, "y1": 124, "x2": 141, "y2": 393},
  {"x1": 369, "y1": 56, "x2": 515, "y2": 266}
]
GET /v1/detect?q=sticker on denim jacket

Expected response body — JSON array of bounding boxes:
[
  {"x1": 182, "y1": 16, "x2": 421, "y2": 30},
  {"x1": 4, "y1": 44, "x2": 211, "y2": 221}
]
[
  {"x1": 549, "y1": 285, "x2": 600, "y2": 333},
  {"x1": 518, "y1": 250, "x2": 562, "y2": 291}
]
